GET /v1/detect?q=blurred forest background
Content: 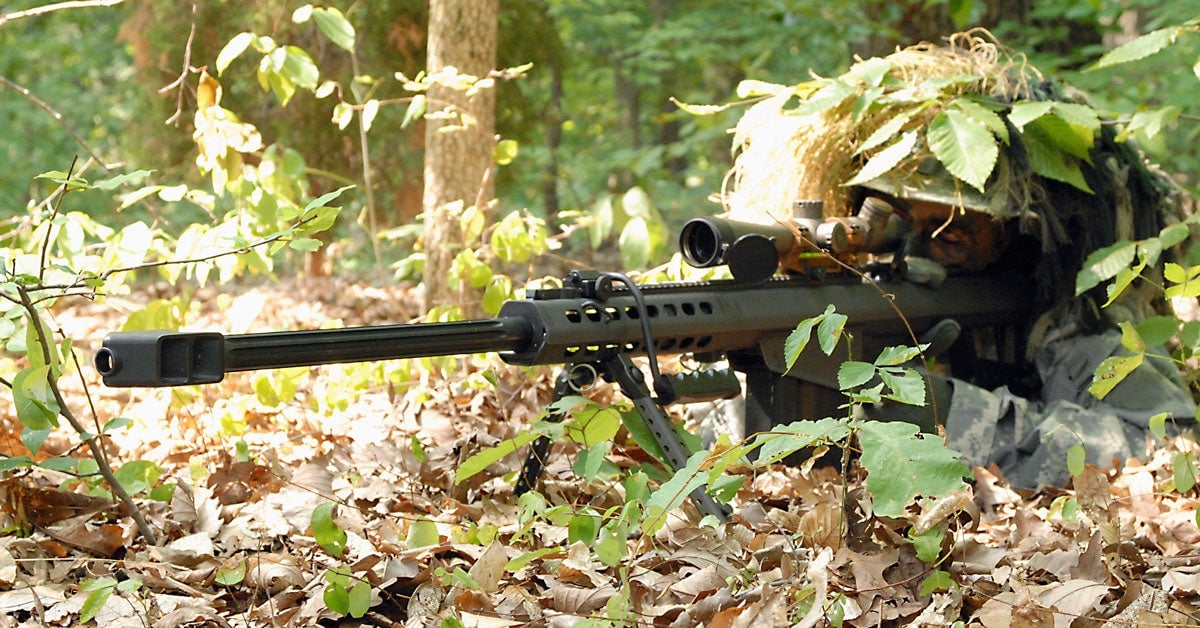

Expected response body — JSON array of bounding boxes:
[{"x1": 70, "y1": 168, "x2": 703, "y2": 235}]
[{"x1": 4, "y1": 0, "x2": 1198, "y2": 285}]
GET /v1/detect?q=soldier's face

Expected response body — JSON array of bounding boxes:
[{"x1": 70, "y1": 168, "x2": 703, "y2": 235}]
[{"x1": 906, "y1": 200, "x2": 1006, "y2": 273}]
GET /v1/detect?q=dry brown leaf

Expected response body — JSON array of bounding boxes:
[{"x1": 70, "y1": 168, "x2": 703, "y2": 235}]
[
  {"x1": 671, "y1": 564, "x2": 725, "y2": 602},
  {"x1": 0, "y1": 543, "x2": 17, "y2": 587},
  {"x1": 799, "y1": 502, "x2": 844, "y2": 550},
  {"x1": 548, "y1": 583, "x2": 617, "y2": 615},
  {"x1": 0, "y1": 477, "x2": 119, "y2": 528},
  {"x1": 152, "y1": 605, "x2": 232, "y2": 628},
  {"x1": 467, "y1": 540, "x2": 510, "y2": 593},
  {"x1": 407, "y1": 581, "x2": 443, "y2": 619},
  {"x1": 244, "y1": 553, "x2": 305, "y2": 594},
  {"x1": 733, "y1": 589, "x2": 787, "y2": 628},
  {"x1": 1037, "y1": 578, "x2": 1110, "y2": 626},
  {"x1": 1072, "y1": 465, "x2": 1112, "y2": 513},
  {"x1": 49, "y1": 520, "x2": 130, "y2": 557}
]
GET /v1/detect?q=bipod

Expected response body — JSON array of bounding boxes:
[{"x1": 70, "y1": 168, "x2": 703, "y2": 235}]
[{"x1": 516, "y1": 353, "x2": 731, "y2": 522}]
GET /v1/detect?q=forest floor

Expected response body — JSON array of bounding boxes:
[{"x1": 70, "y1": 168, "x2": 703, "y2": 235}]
[{"x1": 1, "y1": 278, "x2": 1200, "y2": 627}]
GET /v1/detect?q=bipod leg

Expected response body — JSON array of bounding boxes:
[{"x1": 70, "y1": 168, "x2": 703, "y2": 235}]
[
  {"x1": 515, "y1": 363, "x2": 596, "y2": 495},
  {"x1": 601, "y1": 355, "x2": 730, "y2": 522}
]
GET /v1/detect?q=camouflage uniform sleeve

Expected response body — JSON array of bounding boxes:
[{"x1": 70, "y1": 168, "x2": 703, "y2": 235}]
[{"x1": 943, "y1": 329, "x2": 1196, "y2": 489}]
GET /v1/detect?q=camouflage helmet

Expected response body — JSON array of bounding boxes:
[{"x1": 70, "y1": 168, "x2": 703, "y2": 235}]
[{"x1": 858, "y1": 159, "x2": 1008, "y2": 217}]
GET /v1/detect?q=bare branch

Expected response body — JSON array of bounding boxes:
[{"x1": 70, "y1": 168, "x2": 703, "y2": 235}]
[
  {"x1": 0, "y1": 75, "x2": 114, "y2": 170},
  {"x1": 0, "y1": 0, "x2": 124, "y2": 28},
  {"x1": 159, "y1": 2, "x2": 198, "y2": 126}
]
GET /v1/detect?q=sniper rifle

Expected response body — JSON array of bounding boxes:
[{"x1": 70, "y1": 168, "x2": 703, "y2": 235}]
[{"x1": 94, "y1": 199, "x2": 1033, "y2": 520}]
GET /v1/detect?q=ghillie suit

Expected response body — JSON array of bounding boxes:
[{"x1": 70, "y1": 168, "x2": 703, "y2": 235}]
[
  {"x1": 721, "y1": 30, "x2": 1185, "y2": 329},
  {"x1": 718, "y1": 31, "x2": 1196, "y2": 489}
]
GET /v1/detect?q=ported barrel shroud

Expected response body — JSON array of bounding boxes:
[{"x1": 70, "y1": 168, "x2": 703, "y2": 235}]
[{"x1": 95, "y1": 274, "x2": 1030, "y2": 387}]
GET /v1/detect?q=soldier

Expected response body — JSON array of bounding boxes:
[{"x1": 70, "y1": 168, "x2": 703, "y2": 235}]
[{"x1": 722, "y1": 32, "x2": 1196, "y2": 488}]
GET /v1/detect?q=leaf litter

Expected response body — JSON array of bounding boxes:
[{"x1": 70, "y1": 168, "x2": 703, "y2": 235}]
[{"x1": 0, "y1": 278, "x2": 1198, "y2": 626}]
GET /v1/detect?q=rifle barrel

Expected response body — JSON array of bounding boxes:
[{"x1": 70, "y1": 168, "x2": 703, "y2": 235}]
[
  {"x1": 95, "y1": 317, "x2": 532, "y2": 387},
  {"x1": 224, "y1": 318, "x2": 531, "y2": 371}
]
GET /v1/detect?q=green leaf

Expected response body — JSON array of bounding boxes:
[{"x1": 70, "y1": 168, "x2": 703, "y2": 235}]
[
  {"x1": 406, "y1": 517, "x2": 440, "y2": 549},
  {"x1": 13, "y1": 366, "x2": 60, "y2": 431},
  {"x1": 1067, "y1": 443, "x2": 1086, "y2": 477},
  {"x1": 455, "y1": 430, "x2": 541, "y2": 485},
  {"x1": 1118, "y1": 321, "x2": 1146, "y2": 354},
  {"x1": 481, "y1": 275, "x2": 512, "y2": 316},
  {"x1": 1088, "y1": 353, "x2": 1143, "y2": 400},
  {"x1": 311, "y1": 7, "x2": 356, "y2": 52},
  {"x1": 568, "y1": 514, "x2": 599, "y2": 545},
  {"x1": 927, "y1": 109, "x2": 998, "y2": 192},
  {"x1": 1159, "y1": 223, "x2": 1190, "y2": 248},
  {"x1": 794, "y1": 79, "x2": 856, "y2": 117},
  {"x1": 1093, "y1": 27, "x2": 1180, "y2": 69},
  {"x1": 618, "y1": 216, "x2": 652, "y2": 270},
  {"x1": 753, "y1": 418, "x2": 852, "y2": 464},
  {"x1": 0, "y1": 456, "x2": 33, "y2": 472},
  {"x1": 324, "y1": 582, "x2": 350, "y2": 615},
  {"x1": 785, "y1": 306, "x2": 835, "y2": 369},
  {"x1": 113, "y1": 459, "x2": 162, "y2": 495},
  {"x1": 1132, "y1": 317, "x2": 1180, "y2": 350},
  {"x1": 505, "y1": 547, "x2": 561, "y2": 571},
  {"x1": 857, "y1": 422, "x2": 969, "y2": 518},
  {"x1": 311, "y1": 502, "x2": 348, "y2": 558},
  {"x1": 855, "y1": 110, "x2": 914, "y2": 155},
  {"x1": 844, "y1": 130, "x2": 918, "y2": 188},
  {"x1": 1174, "y1": 452, "x2": 1196, "y2": 493},
  {"x1": 707, "y1": 474, "x2": 743, "y2": 503},
  {"x1": 1031, "y1": 112, "x2": 1095, "y2": 161},
  {"x1": 952, "y1": 98, "x2": 1008, "y2": 144},
  {"x1": 1050, "y1": 102, "x2": 1101, "y2": 140},
  {"x1": 594, "y1": 525, "x2": 626, "y2": 567},
  {"x1": 287, "y1": 238, "x2": 322, "y2": 252},
  {"x1": 78, "y1": 579, "x2": 116, "y2": 624},
  {"x1": 347, "y1": 580, "x2": 371, "y2": 618},
  {"x1": 909, "y1": 525, "x2": 944, "y2": 563},
  {"x1": 816, "y1": 309, "x2": 848, "y2": 355},
  {"x1": 1149, "y1": 412, "x2": 1169, "y2": 440},
  {"x1": 1021, "y1": 121, "x2": 1092, "y2": 192},
  {"x1": 837, "y1": 361, "x2": 876, "y2": 391},
  {"x1": 332, "y1": 102, "x2": 353, "y2": 129},
  {"x1": 20, "y1": 428, "x2": 51, "y2": 455},
  {"x1": 401, "y1": 94, "x2": 426, "y2": 128},
  {"x1": 642, "y1": 450, "x2": 710, "y2": 536},
  {"x1": 281, "y1": 46, "x2": 319, "y2": 90},
  {"x1": 879, "y1": 368, "x2": 926, "y2": 405},
  {"x1": 1076, "y1": 241, "x2": 1137, "y2": 295},
  {"x1": 1007, "y1": 101, "x2": 1055, "y2": 129},
  {"x1": 574, "y1": 442, "x2": 614, "y2": 482},
  {"x1": 360, "y1": 99, "x2": 379, "y2": 132},
  {"x1": 215, "y1": 560, "x2": 246, "y2": 586},
  {"x1": 919, "y1": 570, "x2": 955, "y2": 596},
  {"x1": 92, "y1": 170, "x2": 154, "y2": 191},
  {"x1": 874, "y1": 345, "x2": 923, "y2": 367},
  {"x1": 1166, "y1": 262, "x2": 1200, "y2": 299},
  {"x1": 304, "y1": 185, "x2": 353, "y2": 212},
  {"x1": 216, "y1": 32, "x2": 255, "y2": 75},
  {"x1": 493, "y1": 139, "x2": 519, "y2": 166},
  {"x1": 566, "y1": 406, "x2": 622, "y2": 448}
]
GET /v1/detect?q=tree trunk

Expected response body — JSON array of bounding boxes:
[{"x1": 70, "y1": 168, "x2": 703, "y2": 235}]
[{"x1": 422, "y1": 0, "x2": 498, "y2": 313}]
